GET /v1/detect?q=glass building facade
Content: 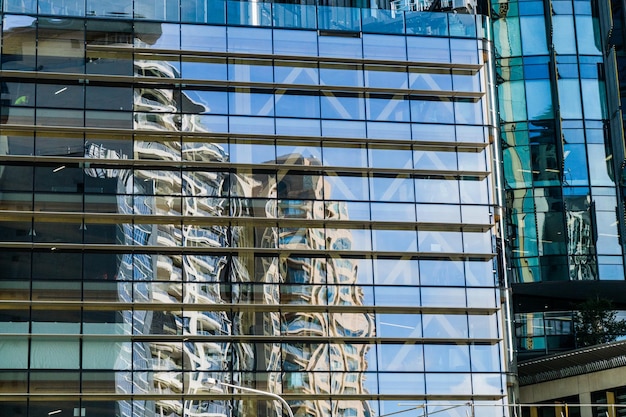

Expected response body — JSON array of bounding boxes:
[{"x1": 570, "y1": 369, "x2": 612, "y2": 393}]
[
  {"x1": 0, "y1": 2, "x2": 510, "y2": 417},
  {"x1": 492, "y1": 0, "x2": 626, "y2": 357}
]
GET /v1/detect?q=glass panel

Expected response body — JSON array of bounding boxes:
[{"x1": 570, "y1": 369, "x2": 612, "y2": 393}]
[
  {"x1": 273, "y1": 3, "x2": 317, "y2": 29},
  {"x1": 318, "y1": 6, "x2": 361, "y2": 33},
  {"x1": 407, "y1": 36, "x2": 450, "y2": 63},
  {"x1": 363, "y1": 34, "x2": 406, "y2": 60},
  {"x1": 228, "y1": 28, "x2": 273, "y2": 54}
]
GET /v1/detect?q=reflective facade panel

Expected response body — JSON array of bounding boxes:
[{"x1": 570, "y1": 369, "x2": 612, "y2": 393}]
[
  {"x1": 0, "y1": 2, "x2": 508, "y2": 417},
  {"x1": 493, "y1": 0, "x2": 626, "y2": 357}
]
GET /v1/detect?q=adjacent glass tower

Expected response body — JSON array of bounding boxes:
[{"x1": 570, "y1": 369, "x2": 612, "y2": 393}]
[
  {"x1": 492, "y1": 0, "x2": 626, "y2": 358},
  {"x1": 0, "y1": 1, "x2": 509, "y2": 417}
]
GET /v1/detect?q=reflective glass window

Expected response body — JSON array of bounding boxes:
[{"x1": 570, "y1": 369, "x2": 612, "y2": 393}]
[
  {"x1": 320, "y1": 63, "x2": 364, "y2": 87},
  {"x1": 275, "y1": 91, "x2": 321, "y2": 118},
  {"x1": 422, "y1": 314, "x2": 468, "y2": 337},
  {"x1": 370, "y1": 176, "x2": 414, "y2": 202},
  {"x1": 275, "y1": 61, "x2": 319, "y2": 85},
  {"x1": 366, "y1": 65, "x2": 408, "y2": 89},
  {"x1": 407, "y1": 36, "x2": 450, "y2": 63},
  {"x1": 366, "y1": 95, "x2": 410, "y2": 122},
  {"x1": 181, "y1": 57, "x2": 228, "y2": 80},
  {"x1": 410, "y1": 68, "x2": 452, "y2": 91},
  {"x1": 273, "y1": 29, "x2": 318, "y2": 56},
  {"x1": 519, "y1": 15, "x2": 548, "y2": 55},
  {"x1": 318, "y1": 33, "x2": 363, "y2": 58},
  {"x1": 321, "y1": 93, "x2": 365, "y2": 120},
  {"x1": 181, "y1": 25, "x2": 225, "y2": 51},
  {"x1": 363, "y1": 34, "x2": 407, "y2": 60},
  {"x1": 411, "y1": 98, "x2": 455, "y2": 124}
]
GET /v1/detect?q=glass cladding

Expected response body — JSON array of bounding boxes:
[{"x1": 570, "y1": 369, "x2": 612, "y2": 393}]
[
  {"x1": 0, "y1": 6, "x2": 507, "y2": 417},
  {"x1": 494, "y1": 0, "x2": 624, "y2": 286}
]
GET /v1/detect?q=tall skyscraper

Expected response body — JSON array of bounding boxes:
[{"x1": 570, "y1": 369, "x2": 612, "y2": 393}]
[
  {"x1": 492, "y1": 0, "x2": 626, "y2": 360},
  {"x1": 0, "y1": 1, "x2": 511, "y2": 416}
]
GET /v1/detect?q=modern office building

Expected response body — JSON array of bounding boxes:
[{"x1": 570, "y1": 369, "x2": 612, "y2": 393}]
[
  {"x1": 0, "y1": 1, "x2": 510, "y2": 417},
  {"x1": 492, "y1": 0, "x2": 626, "y2": 359}
]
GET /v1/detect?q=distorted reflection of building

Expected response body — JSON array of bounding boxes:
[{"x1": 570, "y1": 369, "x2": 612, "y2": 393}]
[
  {"x1": 83, "y1": 34, "x2": 233, "y2": 417},
  {"x1": 272, "y1": 154, "x2": 375, "y2": 417}
]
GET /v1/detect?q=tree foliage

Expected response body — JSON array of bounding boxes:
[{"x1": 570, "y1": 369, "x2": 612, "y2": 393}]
[{"x1": 574, "y1": 297, "x2": 626, "y2": 348}]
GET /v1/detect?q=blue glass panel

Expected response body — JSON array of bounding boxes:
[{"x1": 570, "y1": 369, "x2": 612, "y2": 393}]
[
  {"x1": 525, "y1": 79, "x2": 553, "y2": 120},
  {"x1": 412, "y1": 123, "x2": 455, "y2": 142},
  {"x1": 227, "y1": 0, "x2": 272, "y2": 26},
  {"x1": 39, "y1": 0, "x2": 84, "y2": 16},
  {"x1": 322, "y1": 120, "x2": 366, "y2": 138},
  {"x1": 318, "y1": 6, "x2": 361, "y2": 32},
  {"x1": 407, "y1": 36, "x2": 450, "y2": 63},
  {"x1": 181, "y1": 58, "x2": 227, "y2": 80},
  {"x1": 454, "y1": 99, "x2": 484, "y2": 125},
  {"x1": 379, "y1": 373, "x2": 425, "y2": 395},
  {"x1": 552, "y1": 15, "x2": 576, "y2": 54},
  {"x1": 520, "y1": 15, "x2": 548, "y2": 55},
  {"x1": 229, "y1": 59, "x2": 273, "y2": 83},
  {"x1": 361, "y1": 8, "x2": 404, "y2": 34},
  {"x1": 4, "y1": 0, "x2": 36, "y2": 13},
  {"x1": 448, "y1": 13, "x2": 476, "y2": 38},
  {"x1": 320, "y1": 63, "x2": 364, "y2": 87},
  {"x1": 227, "y1": 27, "x2": 272, "y2": 53},
  {"x1": 273, "y1": 3, "x2": 317, "y2": 29},
  {"x1": 378, "y1": 344, "x2": 423, "y2": 371},
  {"x1": 422, "y1": 313, "x2": 468, "y2": 336},
  {"x1": 405, "y1": 11, "x2": 448, "y2": 36},
  {"x1": 366, "y1": 65, "x2": 408, "y2": 89},
  {"x1": 420, "y1": 259, "x2": 464, "y2": 286},
  {"x1": 275, "y1": 62, "x2": 319, "y2": 85},
  {"x1": 370, "y1": 176, "x2": 414, "y2": 202},
  {"x1": 463, "y1": 231, "x2": 493, "y2": 253},
  {"x1": 372, "y1": 229, "x2": 417, "y2": 251},
  {"x1": 318, "y1": 35, "x2": 363, "y2": 59},
  {"x1": 229, "y1": 116, "x2": 274, "y2": 134},
  {"x1": 426, "y1": 374, "x2": 472, "y2": 394},
  {"x1": 575, "y1": 15, "x2": 602, "y2": 55},
  {"x1": 371, "y1": 202, "x2": 416, "y2": 222},
  {"x1": 424, "y1": 344, "x2": 470, "y2": 371},
  {"x1": 450, "y1": 38, "x2": 479, "y2": 64},
  {"x1": 142, "y1": 23, "x2": 180, "y2": 50},
  {"x1": 275, "y1": 92, "x2": 320, "y2": 118},
  {"x1": 273, "y1": 29, "x2": 318, "y2": 56},
  {"x1": 411, "y1": 69, "x2": 452, "y2": 91},
  {"x1": 363, "y1": 34, "x2": 407, "y2": 60},
  {"x1": 581, "y1": 79, "x2": 607, "y2": 119},
  {"x1": 324, "y1": 175, "x2": 369, "y2": 200},
  {"x1": 182, "y1": 0, "x2": 225, "y2": 23},
  {"x1": 181, "y1": 25, "x2": 226, "y2": 52},
  {"x1": 493, "y1": 16, "x2": 522, "y2": 56},
  {"x1": 369, "y1": 146, "x2": 412, "y2": 168},
  {"x1": 366, "y1": 96, "x2": 410, "y2": 122},
  {"x1": 322, "y1": 144, "x2": 367, "y2": 167},
  {"x1": 184, "y1": 90, "x2": 228, "y2": 114},
  {"x1": 410, "y1": 98, "x2": 455, "y2": 124},
  {"x1": 472, "y1": 373, "x2": 505, "y2": 396},
  {"x1": 135, "y1": 0, "x2": 179, "y2": 21},
  {"x1": 417, "y1": 204, "x2": 460, "y2": 223},
  {"x1": 320, "y1": 94, "x2": 365, "y2": 120},
  {"x1": 275, "y1": 118, "x2": 321, "y2": 136},
  {"x1": 468, "y1": 314, "x2": 499, "y2": 337},
  {"x1": 563, "y1": 144, "x2": 588, "y2": 186},
  {"x1": 367, "y1": 121, "x2": 411, "y2": 140},
  {"x1": 86, "y1": 0, "x2": 130, "y2": 17}
]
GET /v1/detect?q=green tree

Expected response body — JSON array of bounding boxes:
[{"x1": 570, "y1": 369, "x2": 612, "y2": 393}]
[{"x1": 574, "y1": 297, "x2": 626, "y2": 347}]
